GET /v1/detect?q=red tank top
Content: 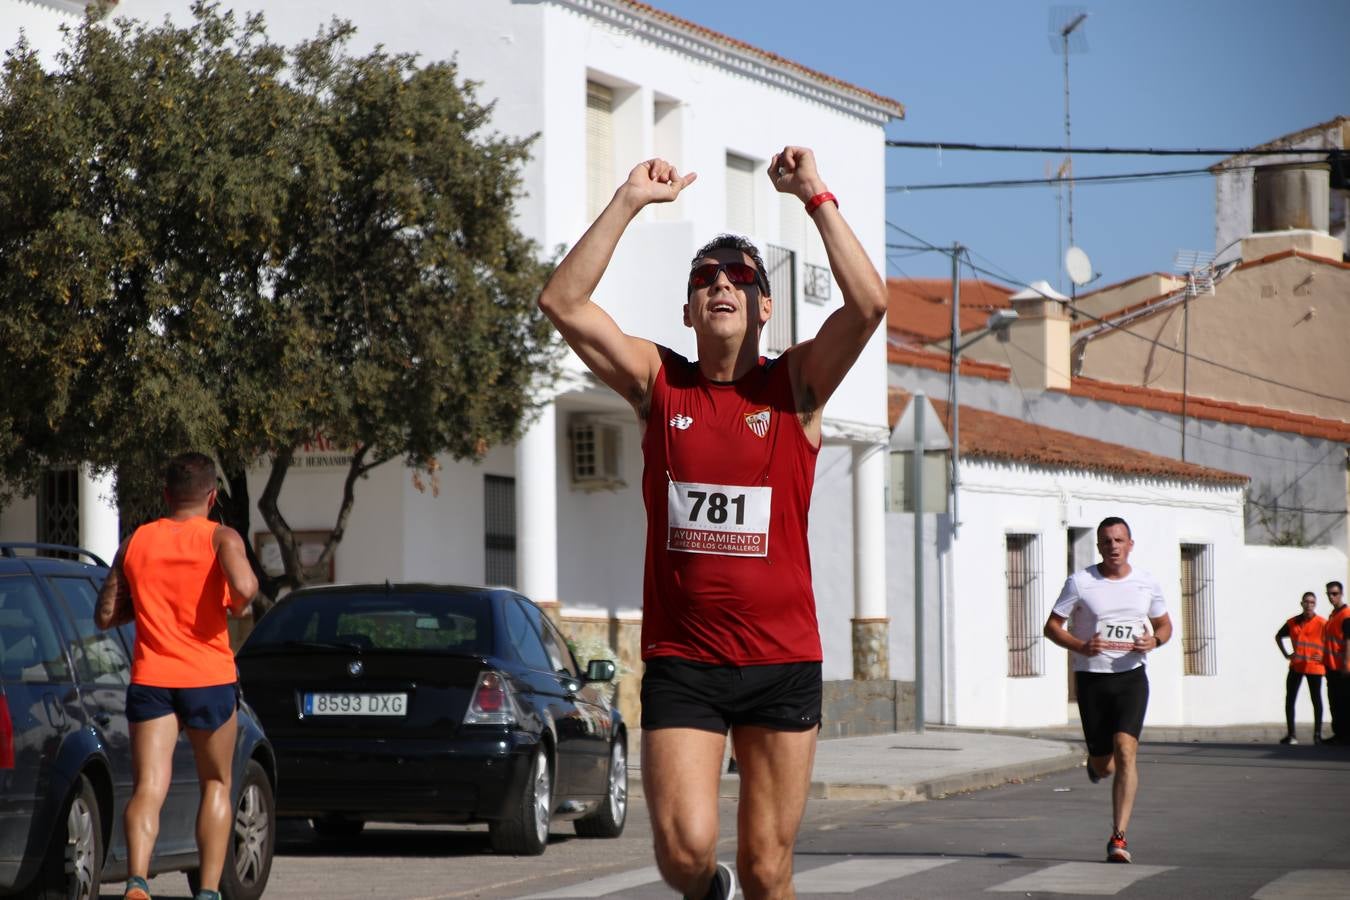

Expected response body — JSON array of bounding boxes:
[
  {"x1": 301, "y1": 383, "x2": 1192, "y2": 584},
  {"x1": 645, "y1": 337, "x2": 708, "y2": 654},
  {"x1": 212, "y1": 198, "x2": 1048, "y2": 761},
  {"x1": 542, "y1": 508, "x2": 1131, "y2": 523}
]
[
  {"x1": 640, "y1": 350, "x2": 821, "y2": 665},
  {"x1": 123, "y1": 516, "x2": 235, "y2": 687}
]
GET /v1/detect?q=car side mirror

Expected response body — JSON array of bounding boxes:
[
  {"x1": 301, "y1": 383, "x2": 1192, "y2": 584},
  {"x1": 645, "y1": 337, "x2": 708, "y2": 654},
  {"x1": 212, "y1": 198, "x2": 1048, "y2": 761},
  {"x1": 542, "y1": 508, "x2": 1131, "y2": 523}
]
[{"x1": 585, "y1": 659, "x2": 616, "y2": 682}]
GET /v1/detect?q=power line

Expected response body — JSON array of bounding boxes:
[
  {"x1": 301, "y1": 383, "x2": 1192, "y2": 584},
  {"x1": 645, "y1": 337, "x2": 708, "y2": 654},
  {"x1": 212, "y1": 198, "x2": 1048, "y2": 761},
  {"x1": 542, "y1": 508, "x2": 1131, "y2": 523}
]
[
  {"x1": 889, "y1": 167, "x2": 1213, "y2": 192},
  {"x1": 886, "y1": 139, "x2": 1342, "y2": 157}
]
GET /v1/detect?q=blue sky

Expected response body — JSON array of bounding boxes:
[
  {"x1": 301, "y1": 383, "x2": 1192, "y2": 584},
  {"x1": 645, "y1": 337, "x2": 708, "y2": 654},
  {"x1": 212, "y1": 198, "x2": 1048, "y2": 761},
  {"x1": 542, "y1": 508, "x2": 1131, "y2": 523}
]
[{"x1": 651, "y1": 0, "x2": 1346, "y2": 292}]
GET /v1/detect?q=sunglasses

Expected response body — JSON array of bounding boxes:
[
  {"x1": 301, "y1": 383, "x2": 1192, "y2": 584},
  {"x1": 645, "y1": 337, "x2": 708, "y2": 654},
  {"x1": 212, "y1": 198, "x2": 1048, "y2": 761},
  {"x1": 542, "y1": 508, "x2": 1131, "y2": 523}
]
[{"x1": 687, "y1": 261, "x2": 768, "y2": 295}]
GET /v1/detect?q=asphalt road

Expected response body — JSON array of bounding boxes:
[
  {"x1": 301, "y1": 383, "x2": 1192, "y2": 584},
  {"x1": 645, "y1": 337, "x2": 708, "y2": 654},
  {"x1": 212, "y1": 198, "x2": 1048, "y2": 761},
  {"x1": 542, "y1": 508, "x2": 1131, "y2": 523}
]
[{"x1": 123, "y1": 740, "x2": 1350, "y2": 899}]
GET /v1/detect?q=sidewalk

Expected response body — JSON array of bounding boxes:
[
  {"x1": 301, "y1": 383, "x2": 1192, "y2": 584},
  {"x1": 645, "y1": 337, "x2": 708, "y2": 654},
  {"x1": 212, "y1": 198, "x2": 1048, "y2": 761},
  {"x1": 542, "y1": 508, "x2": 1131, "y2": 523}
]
[
  {"x1": 627, "y1": 723, "x2": 1301, "y2": 802},
  {"x1": 628, "y1": 727, "x2": 1083, "y2": 802}
]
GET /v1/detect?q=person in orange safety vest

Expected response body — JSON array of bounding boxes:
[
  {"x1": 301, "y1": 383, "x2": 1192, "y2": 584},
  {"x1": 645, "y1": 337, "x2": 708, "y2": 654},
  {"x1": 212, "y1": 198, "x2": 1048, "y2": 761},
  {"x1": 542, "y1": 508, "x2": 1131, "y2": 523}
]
[{"x1": 1274, "y1": 592, "x2": 1326, "y2": 745}]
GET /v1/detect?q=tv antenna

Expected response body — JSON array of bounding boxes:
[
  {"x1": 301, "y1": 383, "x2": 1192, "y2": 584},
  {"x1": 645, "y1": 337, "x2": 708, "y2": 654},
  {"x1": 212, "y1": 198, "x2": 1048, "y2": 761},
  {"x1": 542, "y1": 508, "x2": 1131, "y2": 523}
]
[{"x1": 1049, "y1": 7, "x2": 1089, "y2": 295}]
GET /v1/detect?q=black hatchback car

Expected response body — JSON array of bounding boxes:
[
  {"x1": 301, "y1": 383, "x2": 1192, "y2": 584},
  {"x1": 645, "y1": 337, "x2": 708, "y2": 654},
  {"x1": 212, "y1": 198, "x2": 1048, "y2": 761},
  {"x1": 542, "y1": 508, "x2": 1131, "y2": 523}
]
[
  {"x1": 235, "y1": 583, "x2": 627, "y2": 856},
  {"x1": 0, "y1": 543, "x2": 276, "y2": 900}
]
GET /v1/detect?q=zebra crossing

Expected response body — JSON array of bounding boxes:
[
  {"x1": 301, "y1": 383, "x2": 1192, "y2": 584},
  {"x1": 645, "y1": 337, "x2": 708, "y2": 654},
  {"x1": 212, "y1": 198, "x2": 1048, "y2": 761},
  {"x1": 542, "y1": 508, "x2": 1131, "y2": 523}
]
[{"x1": 517, "y1": 855, "x2": 1348, "y2": 898}]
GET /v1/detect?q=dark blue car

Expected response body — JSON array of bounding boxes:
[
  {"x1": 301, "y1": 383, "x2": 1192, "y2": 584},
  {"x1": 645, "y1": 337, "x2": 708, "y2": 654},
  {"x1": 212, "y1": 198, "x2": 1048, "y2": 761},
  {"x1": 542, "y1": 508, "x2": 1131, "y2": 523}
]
[
  {"x1": 0, "y1": 543, "x2": 276, "y2": 899},
  {"x1": 235, "y1": 583, "x2": 627, "y2": 856}
]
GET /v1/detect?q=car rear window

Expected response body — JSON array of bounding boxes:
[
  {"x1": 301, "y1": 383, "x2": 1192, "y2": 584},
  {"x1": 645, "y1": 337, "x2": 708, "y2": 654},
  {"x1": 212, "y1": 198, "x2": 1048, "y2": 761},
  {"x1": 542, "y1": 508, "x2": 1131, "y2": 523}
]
[
  {"x1": 241, "y1": 590, "x2": 493, "y2": 655},
  {"x1": 0, "y1": 575, "x2": 71, "y2": 683}
]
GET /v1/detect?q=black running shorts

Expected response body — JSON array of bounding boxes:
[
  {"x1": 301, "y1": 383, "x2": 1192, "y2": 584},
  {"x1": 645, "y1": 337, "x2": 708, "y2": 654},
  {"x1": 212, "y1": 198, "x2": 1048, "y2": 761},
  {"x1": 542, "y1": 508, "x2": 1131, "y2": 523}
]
[
  {"x1": 1075, "y1": 665, "x2": 1149, "y2": 757},
  {"x1": 640, "y1": 657, "x2": 822, "y2": 733}
]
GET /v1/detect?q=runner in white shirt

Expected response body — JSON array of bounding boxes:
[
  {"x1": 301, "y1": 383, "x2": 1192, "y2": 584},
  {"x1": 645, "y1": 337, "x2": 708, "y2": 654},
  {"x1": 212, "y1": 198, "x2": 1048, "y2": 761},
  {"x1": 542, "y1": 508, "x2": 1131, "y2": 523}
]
[{"x1": 1043, "y1": 517, "x2": 1173, "y2": 864}]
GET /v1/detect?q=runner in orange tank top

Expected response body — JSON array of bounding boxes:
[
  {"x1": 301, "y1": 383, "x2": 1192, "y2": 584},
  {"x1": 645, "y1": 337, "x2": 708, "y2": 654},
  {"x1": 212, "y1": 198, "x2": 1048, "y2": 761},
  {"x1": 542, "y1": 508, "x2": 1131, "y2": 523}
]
[{"x1": 96, "y1": 453, "x2": 257, "y2": 900}]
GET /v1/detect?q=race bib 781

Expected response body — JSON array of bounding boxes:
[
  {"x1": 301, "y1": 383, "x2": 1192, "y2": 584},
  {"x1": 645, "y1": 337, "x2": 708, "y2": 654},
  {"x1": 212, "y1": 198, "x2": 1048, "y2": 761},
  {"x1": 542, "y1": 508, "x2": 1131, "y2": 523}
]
[{"x1": 667, "y1": 479, "x2": 771, "y2": 557}]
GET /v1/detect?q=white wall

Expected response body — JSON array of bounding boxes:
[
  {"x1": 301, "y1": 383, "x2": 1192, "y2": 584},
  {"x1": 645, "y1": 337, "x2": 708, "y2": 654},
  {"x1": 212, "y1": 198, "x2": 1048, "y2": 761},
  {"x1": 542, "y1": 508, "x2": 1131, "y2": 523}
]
[{"x1": 3, "y1": 0, "x2": 894, "y2": 684}]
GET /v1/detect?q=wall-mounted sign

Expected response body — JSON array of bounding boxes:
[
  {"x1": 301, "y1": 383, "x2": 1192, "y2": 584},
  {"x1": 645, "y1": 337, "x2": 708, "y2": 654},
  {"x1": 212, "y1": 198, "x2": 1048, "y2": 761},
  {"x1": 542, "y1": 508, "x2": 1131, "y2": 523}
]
[{"x1": 293, "y1": 433, "x2": 355, "y2": 470}]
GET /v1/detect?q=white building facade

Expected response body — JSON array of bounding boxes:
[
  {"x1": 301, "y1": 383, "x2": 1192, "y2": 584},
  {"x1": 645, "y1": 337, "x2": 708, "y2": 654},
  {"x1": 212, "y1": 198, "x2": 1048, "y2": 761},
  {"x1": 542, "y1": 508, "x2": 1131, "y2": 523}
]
[
  {"x1": 886, "y1": 385, "x2": 1348, "y2": 731},
  {"x1": 2, "y1": 2, "x2": 902, "y2": 703}
]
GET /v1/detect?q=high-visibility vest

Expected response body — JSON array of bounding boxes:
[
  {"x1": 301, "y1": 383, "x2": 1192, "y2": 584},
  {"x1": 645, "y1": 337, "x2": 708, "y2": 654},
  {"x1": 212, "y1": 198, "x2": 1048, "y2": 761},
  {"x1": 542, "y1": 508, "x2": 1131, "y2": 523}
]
[
  {"x1": 1326, "y1": 605, "x2": 1349, "y2": 672},
  {"x1": 1287, "y1": 614, "x2": 1327, "y2": 675}
]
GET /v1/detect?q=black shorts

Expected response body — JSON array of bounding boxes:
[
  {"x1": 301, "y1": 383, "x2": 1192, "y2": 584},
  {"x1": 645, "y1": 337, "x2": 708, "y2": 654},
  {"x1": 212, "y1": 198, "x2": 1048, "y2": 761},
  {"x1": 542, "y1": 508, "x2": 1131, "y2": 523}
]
[
  {"x1": 127, "y1": 683, "x2": 239, "y2": 731},
  {"x1": 640, "y1": 657, "x2": 822, "y2": 733},
  {"x1": 1075, "y1": 666, "x2": 1149, "y2": 757}
]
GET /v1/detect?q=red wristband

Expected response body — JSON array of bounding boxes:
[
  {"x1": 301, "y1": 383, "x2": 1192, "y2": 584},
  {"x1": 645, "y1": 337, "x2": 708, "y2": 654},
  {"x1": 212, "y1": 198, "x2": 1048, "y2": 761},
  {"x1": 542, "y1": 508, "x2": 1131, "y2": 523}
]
[{"x1": 804, "y1": 191, "x2": 838, "y2": 215}]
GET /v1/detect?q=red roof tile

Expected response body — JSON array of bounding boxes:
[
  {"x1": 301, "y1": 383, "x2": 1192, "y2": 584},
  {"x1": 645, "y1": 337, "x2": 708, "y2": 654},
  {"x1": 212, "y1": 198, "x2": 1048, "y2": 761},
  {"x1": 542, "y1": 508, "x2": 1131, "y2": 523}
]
[
  {"x1": 1061, "y1": 378, "x2": 1350, "y2": 443},
  {"x1": 888, "y1": 390, "x2": 1249, "y2": 485},
  {"x1": 887, "y1": 343, "x2": 1011, "y2": 380},
  {"x1": 886, "y1": 277, "x2": 1013, "y2": 344},
  {"x1": 1070, "y1": 248, "x2": 1350, "y2": 334},
  {"x1": 887, "y1": 350, "x2": 1350, "y2": 441},
  {"x1": 617, "y1": 2, "x2": 905, "y2": 118}
]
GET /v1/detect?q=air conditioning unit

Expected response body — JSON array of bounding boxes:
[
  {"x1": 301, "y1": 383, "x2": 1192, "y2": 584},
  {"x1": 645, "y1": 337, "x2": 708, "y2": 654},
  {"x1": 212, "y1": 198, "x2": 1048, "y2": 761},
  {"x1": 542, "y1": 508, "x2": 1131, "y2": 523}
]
[{"x1": 570, "y1": 416, "x2": 624, "y2": 491}]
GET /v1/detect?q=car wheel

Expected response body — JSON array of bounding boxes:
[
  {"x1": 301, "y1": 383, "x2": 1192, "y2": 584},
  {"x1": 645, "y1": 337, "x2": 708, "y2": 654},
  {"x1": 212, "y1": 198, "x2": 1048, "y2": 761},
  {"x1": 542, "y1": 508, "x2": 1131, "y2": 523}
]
[
  {"x1": 34, "y1": 773, "x2": 103, "y2": 900},
  {"x1": 574, "y1": 739, "x2": 627, "y2": 838},
  {"x1": 187, "y1": 760, "x2": 275, "y2": 900},
  {"x1": 309, "y1": 816, "x2": 366, "y2": 840},
  {"x1": 488, "y1": 747, "x2": 551, "y2": 856}
]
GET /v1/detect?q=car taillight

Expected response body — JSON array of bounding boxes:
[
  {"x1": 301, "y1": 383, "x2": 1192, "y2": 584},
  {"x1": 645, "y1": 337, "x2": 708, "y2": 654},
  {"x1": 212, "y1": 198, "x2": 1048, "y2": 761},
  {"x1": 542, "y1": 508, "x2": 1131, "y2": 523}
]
[
  {"x1": 463, "y1": 671, "x2": 518, "y2": 725},
  {"x1": 0, "y1": 696, "x2": 13, "y2": 769}
]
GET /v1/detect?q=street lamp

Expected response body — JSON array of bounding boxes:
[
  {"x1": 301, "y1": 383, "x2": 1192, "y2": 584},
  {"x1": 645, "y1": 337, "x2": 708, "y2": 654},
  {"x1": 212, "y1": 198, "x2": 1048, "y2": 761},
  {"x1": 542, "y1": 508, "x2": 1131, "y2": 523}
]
[{"x1": 948, "y1": 306, "x2": 1019, "y2": 537}]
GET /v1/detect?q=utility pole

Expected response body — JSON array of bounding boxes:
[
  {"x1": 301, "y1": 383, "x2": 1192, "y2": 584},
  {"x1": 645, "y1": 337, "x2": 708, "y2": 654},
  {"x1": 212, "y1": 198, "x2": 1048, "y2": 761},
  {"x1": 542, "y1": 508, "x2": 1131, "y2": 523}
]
[
  {"x1": 912, "y1": 390, "x2": 926, "y2": 734},
  {"x1": 948, "y1": 244, "x2": 963, "y2": 537}
]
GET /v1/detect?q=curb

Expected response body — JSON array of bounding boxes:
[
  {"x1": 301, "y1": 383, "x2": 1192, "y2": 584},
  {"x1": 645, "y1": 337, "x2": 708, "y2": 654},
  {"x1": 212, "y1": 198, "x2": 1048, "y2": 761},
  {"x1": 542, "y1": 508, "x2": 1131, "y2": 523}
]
[
  {"x1": 629, "y1": 742, "x2": 1084, "y2": 802},
  {"x1": 806, "y1": 743, "x2": 1083, "y2": 802}
]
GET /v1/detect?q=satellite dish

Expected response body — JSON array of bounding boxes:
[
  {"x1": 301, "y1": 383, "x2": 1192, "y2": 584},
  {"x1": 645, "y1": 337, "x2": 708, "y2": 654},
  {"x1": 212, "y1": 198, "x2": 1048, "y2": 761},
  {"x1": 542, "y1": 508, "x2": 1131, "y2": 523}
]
[{"x1": 1065, "y1": 246, "x2": 1093, "y2": 286}]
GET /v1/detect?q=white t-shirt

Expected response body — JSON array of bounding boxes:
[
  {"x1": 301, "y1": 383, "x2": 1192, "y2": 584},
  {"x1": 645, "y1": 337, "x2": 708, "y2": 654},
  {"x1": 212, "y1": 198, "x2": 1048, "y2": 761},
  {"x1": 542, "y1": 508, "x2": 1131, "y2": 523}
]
[{"x1": 1053, "y1": 565, "x2": 1168, "y2": 674}]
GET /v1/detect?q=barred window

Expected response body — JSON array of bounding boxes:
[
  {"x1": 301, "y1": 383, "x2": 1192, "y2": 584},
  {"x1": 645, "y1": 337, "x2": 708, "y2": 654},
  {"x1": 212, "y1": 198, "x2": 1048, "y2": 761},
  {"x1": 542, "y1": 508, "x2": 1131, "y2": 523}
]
[
  {"x1": 38, "y1": 468, "x2": 79, "y2": 553},
  {"x1": 1180, "y1": 543, "x2": 1216, "y2": 676},
  {"x1": 762, "y1": 243, "x2": 795, "y2": 354},
  {"x1": 1006, "y1": 533, "x2": 1043, "y2": 677},
  {"x1": 484, "y1": 476, "x2": 517, "y2": 588}
]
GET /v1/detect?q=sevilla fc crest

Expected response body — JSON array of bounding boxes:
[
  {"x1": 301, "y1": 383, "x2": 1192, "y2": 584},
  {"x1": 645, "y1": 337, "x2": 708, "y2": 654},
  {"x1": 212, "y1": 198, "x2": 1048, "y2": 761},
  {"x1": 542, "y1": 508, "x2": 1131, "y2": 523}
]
[{"x1": 744, "y1": 408, "x2": 770, "y2": 438}]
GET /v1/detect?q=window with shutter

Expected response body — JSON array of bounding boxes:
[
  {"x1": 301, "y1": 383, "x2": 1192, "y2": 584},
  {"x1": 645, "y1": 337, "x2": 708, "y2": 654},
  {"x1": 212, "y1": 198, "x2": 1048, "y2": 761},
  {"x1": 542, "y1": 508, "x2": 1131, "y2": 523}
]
[
  {"x1": 586, "y1": 82, "x2": 614, "y2": 222},
  {"x1": 725, "y1": 153, "x2": 756, "y2": 235}
]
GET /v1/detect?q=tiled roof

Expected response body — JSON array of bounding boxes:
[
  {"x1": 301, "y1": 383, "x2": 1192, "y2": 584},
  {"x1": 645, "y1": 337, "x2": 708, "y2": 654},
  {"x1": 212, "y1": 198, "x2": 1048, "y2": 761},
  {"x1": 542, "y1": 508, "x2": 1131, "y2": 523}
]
[
  {"x1": 1070, "y1": 247, "x2": 1350, "y2": 334},
  {"x1": 887, "y1": 349, "x2": 1350, "y2": 441},
  {"x1": 887, "y1": 343, "x2": 1011, "y2": 380},
  {"x1": 616, "y1": 2, "x2": 905, "y2": 118},
  {"x1": 1072, "y1": 272, "x2": 1178, "y2": 301},
  {"x1": 1062, "y1": 378, "x2": 1350, "y2": 443},
  {"x1": 888, "y1": 390, "x2": 1249, "y2": 485},
  {"x1": 1209, "y1": 115, "x2": 1348, "y2": 171},
  {"x1": 886, "y1": 277, "x2": 1013, "y2": 344}
]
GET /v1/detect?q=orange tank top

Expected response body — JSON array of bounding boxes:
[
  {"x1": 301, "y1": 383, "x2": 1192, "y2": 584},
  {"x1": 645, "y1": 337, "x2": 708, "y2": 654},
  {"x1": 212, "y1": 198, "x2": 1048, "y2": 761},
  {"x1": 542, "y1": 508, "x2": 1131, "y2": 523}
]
[{"x1": 123, "y1": 516, "x2": 235, "y2": 687}]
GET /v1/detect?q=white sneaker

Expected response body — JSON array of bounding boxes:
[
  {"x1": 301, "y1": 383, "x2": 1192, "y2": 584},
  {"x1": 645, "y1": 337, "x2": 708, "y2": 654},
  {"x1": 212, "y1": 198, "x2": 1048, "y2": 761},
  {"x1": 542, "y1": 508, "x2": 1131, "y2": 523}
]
[{"x1": 704, "y1": 862, "x2": 736, "y2": 899}]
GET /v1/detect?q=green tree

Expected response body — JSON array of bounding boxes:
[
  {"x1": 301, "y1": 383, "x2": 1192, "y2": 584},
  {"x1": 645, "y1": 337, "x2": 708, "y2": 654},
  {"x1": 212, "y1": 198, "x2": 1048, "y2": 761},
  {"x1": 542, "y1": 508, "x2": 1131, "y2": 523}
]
[{"x1": 0, "y1": 2, "x2": 558, "y2": 604}]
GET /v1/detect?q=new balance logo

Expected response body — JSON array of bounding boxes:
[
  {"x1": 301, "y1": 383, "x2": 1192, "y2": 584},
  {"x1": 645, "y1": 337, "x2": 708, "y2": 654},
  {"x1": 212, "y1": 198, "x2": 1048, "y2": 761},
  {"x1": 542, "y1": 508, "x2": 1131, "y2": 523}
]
[{"x1": 669, "y1": 414, "x2": 694, "y2": 430}]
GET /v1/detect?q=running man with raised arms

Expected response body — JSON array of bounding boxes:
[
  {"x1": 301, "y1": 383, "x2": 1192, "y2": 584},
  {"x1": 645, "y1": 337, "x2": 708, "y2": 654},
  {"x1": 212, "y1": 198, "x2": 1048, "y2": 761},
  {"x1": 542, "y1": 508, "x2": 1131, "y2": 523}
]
[
  {"x1": 1043, "y1": 516, "x2": 1173, "y2": 865},
  {"x1": 539, "y1": 147, "x2": 886, "y2": 899}
]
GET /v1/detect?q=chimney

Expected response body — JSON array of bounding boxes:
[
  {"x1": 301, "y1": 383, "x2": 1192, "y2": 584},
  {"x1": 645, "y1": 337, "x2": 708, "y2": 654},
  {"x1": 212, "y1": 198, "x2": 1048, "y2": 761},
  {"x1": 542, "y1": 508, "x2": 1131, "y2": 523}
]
[
  {"x1": 1252, "y1": 161, "x2": 1329, "y2": 233},
  {"x1": 1005, "y1": 281, "x2": 1070, "y2": 390}
]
